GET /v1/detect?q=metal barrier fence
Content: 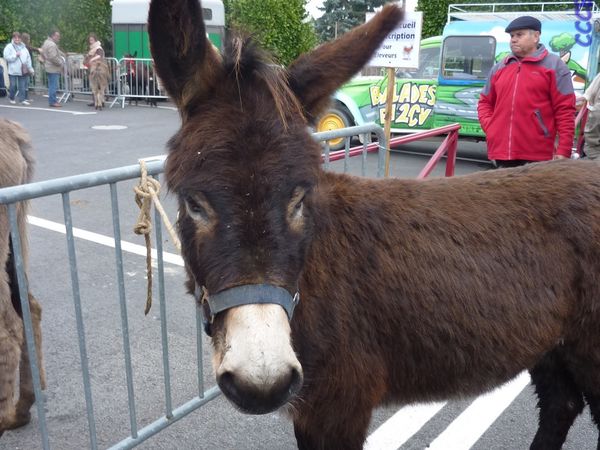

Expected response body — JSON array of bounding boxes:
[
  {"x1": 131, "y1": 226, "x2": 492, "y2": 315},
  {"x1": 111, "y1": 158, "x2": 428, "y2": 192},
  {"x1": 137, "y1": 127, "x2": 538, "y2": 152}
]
[
  {"x1": 0, "y1": 124, "x2": 399, "y2": 449},
  {"x1": 28, "y1": 55, "x2": 167, "y2": 108},
  {"x1": 110, "y1": 58, "x2": 166, "y2": 108}
]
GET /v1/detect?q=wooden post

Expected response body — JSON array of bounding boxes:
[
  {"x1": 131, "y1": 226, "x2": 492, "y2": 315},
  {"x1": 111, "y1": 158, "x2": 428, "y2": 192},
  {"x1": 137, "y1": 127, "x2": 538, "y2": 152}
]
[{"x1": 383, "y1": 67, "x2": 395, "y2": 177}]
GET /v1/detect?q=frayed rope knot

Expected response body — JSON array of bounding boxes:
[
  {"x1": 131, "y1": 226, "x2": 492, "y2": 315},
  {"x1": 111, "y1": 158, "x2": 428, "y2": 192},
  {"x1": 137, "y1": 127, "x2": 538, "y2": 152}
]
[{"x1": 134, "y1": 160, "x2": 181, "y2": 315}]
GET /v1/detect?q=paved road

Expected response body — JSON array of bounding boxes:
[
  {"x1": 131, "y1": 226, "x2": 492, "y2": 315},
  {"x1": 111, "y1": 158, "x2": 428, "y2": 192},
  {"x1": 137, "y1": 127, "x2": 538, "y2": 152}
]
[{"x1": 0, "y1": 94, "x2": 596, "y2": 449}]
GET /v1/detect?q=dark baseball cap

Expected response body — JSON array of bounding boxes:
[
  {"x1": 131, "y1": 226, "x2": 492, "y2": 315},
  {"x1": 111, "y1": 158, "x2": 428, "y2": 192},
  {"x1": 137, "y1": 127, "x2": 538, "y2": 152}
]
[{"x1": 505, "y1": 16, "x2": 542, "y2": 33}]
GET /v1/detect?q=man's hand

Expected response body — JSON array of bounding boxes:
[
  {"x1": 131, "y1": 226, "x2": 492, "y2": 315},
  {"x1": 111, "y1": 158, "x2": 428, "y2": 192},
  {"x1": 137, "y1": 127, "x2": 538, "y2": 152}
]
[{"x1": 554, "y1": 154, "x2": 568, "y2": 160}]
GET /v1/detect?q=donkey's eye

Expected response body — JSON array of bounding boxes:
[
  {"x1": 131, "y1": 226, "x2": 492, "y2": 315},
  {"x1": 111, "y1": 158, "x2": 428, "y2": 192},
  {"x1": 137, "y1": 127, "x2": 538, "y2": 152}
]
[
  {"x1": 293, "y1": 197, "x2": 304, "y2": 215},
  {"x1": 288, "y1": 188, "x2": 306, "y2": 224},
  {"x1": 185, "y1": 196, "x2": 209, "y2": 222}
]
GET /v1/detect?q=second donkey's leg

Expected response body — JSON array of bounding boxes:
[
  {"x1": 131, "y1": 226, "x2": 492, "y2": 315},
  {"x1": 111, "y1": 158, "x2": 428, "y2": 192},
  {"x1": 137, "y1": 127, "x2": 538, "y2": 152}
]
[
  {"x1": 0, "y1": 317, "x2": 23, "y2": 436},
  {"x1": 14, "y1": 293, "x2": 45, "y2": 425}
]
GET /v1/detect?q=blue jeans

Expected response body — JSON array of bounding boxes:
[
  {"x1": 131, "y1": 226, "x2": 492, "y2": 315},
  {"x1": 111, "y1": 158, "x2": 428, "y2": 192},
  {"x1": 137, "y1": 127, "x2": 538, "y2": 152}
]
[
  {"x1": 8, "y1": 75, "x2": 27, "y2": 103},
  {"x1": 47, "y1": 72, "x2": 60, "y2": 105},
  {"x1": 23, "y1": 75, "x2": 29, "y2": 100}
]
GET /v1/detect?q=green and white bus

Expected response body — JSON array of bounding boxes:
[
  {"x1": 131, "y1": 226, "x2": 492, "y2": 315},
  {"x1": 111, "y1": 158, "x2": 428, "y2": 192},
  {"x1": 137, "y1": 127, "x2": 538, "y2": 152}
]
[{"x1": 111, "y1": 0, "x2": 225, "y2": 59}]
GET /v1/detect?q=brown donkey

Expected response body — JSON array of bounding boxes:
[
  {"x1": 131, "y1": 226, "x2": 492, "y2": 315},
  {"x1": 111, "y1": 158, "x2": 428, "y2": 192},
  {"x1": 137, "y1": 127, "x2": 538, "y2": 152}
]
[
  {"x1": 148, "y1": 1, "x2": 600, "y2": 448},
  {"x1": 89, "y1": 60, "x2": 110, "y2": 110},
  {"x1": 0, "y1": 119, "x2": 45, "y2": 436}
]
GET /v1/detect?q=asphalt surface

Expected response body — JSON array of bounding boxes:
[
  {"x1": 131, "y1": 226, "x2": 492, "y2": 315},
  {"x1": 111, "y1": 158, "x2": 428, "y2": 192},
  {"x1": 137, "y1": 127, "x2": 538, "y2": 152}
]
[{"x1": 0, "y1": 93, "x2": 596, "y2": 450}]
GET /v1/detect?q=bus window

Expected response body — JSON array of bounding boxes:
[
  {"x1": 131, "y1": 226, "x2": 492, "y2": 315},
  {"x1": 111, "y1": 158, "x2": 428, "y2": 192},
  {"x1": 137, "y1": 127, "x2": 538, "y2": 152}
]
[
  {"x1": 396, "y1": 46, "x2": 441, "y2": 79},
  {"x1": 441, "y1": 36, "x2": 496, "y2": 81}
]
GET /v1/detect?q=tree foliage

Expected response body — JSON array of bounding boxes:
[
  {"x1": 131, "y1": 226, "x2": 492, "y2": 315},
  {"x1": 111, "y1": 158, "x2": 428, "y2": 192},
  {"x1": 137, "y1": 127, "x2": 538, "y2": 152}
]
[
  {"x1": 224, "y1": 0, "x2": 317, "y2": 66},
  {"x1": 1, "y1": 0, "x2": 111, "y2": 55},
  {"x1": 314, "y1": 0, "x2": 386, "y2": 42}
]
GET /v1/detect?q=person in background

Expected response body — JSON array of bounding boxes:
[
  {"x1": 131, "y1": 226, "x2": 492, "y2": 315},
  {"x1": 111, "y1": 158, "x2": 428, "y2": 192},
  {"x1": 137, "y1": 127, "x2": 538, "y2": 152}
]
[
  {"x1": 41, "y1": 29, "x2": 65, "y2": 108},
  {"x1": 83, "y1": 33, "x2": 105, "y2": 67},
  {"x1": 20, "y1": 33, "x2": 40, "y2": 103},
  {"x1": 83, "y1": 33, "x2": 105, "y2": 106},
  {"x1": 2, "y1": 32, "x2": 34, "y2": 106},
  {"x1": 581, "y1": 71, "x2": 600, "y2": 161},
  {"x1": 477, "y1": 16, "x2": 576, "y2": 168}
]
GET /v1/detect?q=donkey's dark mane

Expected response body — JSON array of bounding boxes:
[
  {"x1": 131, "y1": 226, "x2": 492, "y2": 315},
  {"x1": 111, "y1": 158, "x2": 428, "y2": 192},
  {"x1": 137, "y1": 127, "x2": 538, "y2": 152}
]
[{"x1": 219, "y1": 33, "x2": 304, "y2": 129}]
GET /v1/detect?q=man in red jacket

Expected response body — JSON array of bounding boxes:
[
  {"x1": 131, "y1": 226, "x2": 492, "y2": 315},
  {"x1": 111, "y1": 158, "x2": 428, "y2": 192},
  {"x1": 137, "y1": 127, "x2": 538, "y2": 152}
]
[{"x1": 477, "y1": 16, "x2": 576, "y2": 168}]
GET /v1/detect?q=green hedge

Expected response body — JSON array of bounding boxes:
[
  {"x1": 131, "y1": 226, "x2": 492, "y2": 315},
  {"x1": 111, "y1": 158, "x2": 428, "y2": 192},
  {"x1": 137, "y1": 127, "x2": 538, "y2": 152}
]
[
  {"x1": 0, "y1": 0, "x2": 111, "y2": 55},
  {"x1": 224, "y1": 0, "x2": 317, "y2": 66}
]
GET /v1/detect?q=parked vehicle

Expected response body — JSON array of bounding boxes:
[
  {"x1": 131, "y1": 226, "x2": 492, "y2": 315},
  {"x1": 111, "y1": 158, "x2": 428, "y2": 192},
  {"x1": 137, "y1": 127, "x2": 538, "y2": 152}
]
[
  {"x1": 318, "y1": 2, "x2": 600, "y2": 149},
  {"x1": 111, "y1": 0, "x2": 225, "y2": 58}
]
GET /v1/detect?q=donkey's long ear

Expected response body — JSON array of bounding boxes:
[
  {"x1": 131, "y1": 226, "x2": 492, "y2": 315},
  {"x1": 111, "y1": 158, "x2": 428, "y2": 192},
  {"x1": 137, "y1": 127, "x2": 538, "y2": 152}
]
[
  {"x1": 148, "y1": 0, "x2": 223, "y2": 111},
  {"x1": 288, "y1": 4, "x2": 403, "y2": 123}
]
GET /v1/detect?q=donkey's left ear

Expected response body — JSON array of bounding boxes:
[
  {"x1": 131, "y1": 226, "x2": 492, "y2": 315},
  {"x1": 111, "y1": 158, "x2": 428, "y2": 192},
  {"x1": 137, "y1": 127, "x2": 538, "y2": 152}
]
[
  {"x1": 287, "y1": 4, "x2": 404, "y2": 124},
  {"x1": 148, "y1": 0, "x2": 223, "y2": 111}
]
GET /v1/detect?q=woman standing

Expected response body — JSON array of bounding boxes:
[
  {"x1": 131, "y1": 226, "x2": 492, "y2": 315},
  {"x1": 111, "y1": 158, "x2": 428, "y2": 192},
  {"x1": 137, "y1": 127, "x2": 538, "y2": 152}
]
[
  {"x1": 20, "y1": 33, "x2": 40, "y2": 103},
  {"x1": 2, "y1": 32, "x2": 34, "y2": 105}
]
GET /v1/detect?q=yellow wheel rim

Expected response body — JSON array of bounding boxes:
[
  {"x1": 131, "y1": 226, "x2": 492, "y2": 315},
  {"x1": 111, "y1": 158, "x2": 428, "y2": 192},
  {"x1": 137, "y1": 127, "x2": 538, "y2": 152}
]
[{"x1": 317, "y1": 113, "x2": 346, "y2": 147}]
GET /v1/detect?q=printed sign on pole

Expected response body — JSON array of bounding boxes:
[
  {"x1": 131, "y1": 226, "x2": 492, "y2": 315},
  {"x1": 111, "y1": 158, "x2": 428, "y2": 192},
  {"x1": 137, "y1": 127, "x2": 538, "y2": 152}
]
[
  {"x1": 365, "y1": 10, "x2": 423, "y2": 176},
  {"x1": 367, "y1": 11, "x2": 423, "y2": 69}
]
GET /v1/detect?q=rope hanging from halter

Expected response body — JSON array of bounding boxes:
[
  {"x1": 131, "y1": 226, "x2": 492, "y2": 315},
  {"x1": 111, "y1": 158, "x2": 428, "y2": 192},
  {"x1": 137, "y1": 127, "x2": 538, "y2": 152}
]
[{"x1": 133, "y1": 160, "x2": 181, "y2": 315}]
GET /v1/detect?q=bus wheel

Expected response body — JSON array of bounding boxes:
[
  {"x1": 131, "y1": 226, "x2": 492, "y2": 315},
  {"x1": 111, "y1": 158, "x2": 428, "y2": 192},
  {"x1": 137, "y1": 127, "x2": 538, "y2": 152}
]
[{"x1": 317, "y1": 107, "x2": 353, "y2": 150}]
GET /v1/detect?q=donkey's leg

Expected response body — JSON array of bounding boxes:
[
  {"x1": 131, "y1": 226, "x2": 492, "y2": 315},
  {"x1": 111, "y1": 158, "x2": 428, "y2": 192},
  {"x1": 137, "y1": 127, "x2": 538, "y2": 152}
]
[
  {"x1": 529, "y1": 350, "x2": 584, "y2": 450},
  {"x1": 0, "y1": 326, "x2": 22, "y2": 436},
  {"x1": 294, "y1": 415, "x2": 371, "y2": 450},
  {"x1": 12, "y1": 337, "x2": 32, "y2": 428},
  {"x1": 293, "y1": 397, "x2": 373, "y2": 450},
  {"x1": 14, "y1": 293, "x2": 44, "y2": 426}
]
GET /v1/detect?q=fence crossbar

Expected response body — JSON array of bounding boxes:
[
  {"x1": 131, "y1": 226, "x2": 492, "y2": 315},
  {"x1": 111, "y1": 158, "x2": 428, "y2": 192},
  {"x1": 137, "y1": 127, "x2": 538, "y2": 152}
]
[
  {"x1": 0, "y1": 160, "x2": 165, "y2": 204},
  {"x1": 107, "y1": 386, "x2": 221, "y2": 450}
]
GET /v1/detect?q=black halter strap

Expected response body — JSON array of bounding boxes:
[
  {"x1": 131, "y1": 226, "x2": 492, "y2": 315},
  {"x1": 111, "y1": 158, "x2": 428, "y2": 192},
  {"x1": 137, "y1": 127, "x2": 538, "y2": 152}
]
[{"x1": 195, "y1": 284, "x2": 300, "y2": 336}]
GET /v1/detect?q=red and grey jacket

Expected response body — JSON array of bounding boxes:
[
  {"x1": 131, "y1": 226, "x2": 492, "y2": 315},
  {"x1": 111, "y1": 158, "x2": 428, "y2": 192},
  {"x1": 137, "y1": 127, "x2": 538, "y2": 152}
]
[{"x1": 477, "y1": 44, "x2": 575, "y2": 161}]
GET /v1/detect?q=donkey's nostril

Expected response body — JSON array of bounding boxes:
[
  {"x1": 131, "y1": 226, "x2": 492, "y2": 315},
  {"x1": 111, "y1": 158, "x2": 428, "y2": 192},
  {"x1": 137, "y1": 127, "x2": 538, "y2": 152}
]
[
  {"x1": 217, "y1": 370, "x2": 242, "y2": 404},
  {"x1": 289, "y1": 366, "x2": 303, "y2": 395}
]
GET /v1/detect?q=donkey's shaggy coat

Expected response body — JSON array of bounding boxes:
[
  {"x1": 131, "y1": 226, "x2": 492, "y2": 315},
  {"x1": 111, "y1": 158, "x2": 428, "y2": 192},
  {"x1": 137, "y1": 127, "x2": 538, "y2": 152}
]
[
  {"x1": 148, "y1": 1, "x2": 600, "y2": 448},
  {"x1": 0, "y1": 119, "x2": 45, "y2": 436}
]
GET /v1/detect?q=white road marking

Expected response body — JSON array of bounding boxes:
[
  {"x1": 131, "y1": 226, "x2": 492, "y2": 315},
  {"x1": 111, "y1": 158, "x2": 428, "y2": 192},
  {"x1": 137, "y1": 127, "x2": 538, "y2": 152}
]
[
  {"x1": 364, "y1": 372, "x2": 530, "y2": 450},
  {"x1": 427, "y1": 372, "x2": 530, "y2": 450},
  {"x1": 364, "y1": 402, "x2": 446, "y2": 450},
  {"x1": 27, "y1": 215, "x2": 183, "y2": 266},
  {"x1": 91, "y1": 125, "x2": 128, "y2": 130},
  {"x1": 0, "y1": 104, "x2": 97, "y2": 115}
]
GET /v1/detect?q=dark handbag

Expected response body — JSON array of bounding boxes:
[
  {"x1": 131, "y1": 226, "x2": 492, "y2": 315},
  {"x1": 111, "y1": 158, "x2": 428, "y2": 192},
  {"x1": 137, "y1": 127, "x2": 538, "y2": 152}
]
[{"x1": 13, "y1": 44, "x2": 29, "y2": 75}]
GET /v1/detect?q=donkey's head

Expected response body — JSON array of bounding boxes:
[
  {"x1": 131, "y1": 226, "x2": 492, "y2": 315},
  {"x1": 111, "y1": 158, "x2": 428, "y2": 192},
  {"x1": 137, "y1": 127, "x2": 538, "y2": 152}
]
[{"x1": 149, "y1": 0, "x2": 403, "y2": 414}]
